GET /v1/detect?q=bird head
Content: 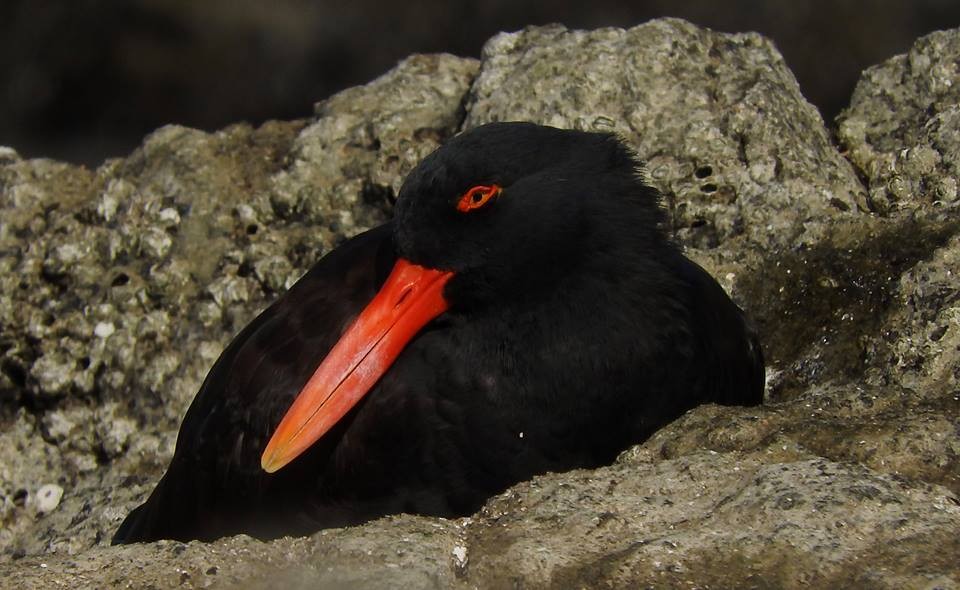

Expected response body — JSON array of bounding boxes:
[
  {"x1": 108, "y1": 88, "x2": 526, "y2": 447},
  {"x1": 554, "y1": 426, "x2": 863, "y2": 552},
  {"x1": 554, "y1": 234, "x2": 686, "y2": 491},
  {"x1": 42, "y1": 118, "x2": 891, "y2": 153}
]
[
  {"x1": 261, "y1": 122, "x2": 667, "y2": 472},
  {"x1": 394, "y1": 122, "x2": 665, "y2": 307}
]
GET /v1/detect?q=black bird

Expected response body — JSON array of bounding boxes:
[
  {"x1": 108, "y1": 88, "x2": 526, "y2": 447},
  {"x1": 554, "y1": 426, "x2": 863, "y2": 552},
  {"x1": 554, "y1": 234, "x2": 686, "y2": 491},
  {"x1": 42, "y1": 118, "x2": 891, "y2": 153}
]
[{"x1": 113, "y1": 122, "x2": 764, "y2": 543}]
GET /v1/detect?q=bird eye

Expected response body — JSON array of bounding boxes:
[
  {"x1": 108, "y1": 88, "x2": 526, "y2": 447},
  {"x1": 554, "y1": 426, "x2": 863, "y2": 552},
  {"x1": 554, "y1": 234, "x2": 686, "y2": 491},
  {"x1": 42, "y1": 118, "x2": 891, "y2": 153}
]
[{"x1": 457, "y1": 184, "x2": 501, "y2": 212}]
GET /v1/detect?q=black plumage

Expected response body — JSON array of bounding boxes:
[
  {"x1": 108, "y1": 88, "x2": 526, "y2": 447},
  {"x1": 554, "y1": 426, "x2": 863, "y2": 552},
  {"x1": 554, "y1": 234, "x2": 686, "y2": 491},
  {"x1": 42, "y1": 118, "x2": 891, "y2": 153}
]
[{"x1": 114, "y1": 122, "x2": 763, "y2": 543}]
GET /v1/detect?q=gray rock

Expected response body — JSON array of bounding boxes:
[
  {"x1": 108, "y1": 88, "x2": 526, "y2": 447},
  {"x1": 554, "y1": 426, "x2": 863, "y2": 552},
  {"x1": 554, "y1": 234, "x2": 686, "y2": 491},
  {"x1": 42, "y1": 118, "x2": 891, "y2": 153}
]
[
  {"x1": 1, "y1": 18, "x2": 958, "y2": 589},
  {"x1": 465, "y1": 20, "x2": 866, "y2": 256},
  {"x1": 1, "y1": 454, "x2": 956, "y2": 588},
  {"x1": 838, "y1": 28, "x2": 960, "y2": 214},
  {"x1": 33, "y1": 484, "x2": 63, "y2": 514}
]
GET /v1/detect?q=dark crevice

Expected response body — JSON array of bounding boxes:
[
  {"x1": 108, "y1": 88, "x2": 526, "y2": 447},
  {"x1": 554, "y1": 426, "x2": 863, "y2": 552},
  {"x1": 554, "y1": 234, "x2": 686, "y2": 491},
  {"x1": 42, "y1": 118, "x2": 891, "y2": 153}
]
[
  {"x1": 360, "y1": 182, "x2": 396, "y2": 209},
  {"x1": 2, "y1": 359, "x2": 27, "y2": 389},
  {"x1": 454, "y1": 67, "x2": 482, "y2": 135},
  {"x1": 735, "y1": 132, "x2": 749, "y2": 166},
  {"x1": 737, "y1": 215, "x2": 960, "y2": 400},
  {"x1": 40, "y1": 268, "x2": 71, "y2": 293}
]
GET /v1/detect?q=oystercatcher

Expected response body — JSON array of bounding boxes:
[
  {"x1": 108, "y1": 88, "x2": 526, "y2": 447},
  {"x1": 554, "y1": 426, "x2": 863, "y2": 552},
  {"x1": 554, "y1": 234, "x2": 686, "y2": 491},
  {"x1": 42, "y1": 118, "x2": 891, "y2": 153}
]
[{"x1": 113, "y1": 122, "x2": 764, "y2": 543}]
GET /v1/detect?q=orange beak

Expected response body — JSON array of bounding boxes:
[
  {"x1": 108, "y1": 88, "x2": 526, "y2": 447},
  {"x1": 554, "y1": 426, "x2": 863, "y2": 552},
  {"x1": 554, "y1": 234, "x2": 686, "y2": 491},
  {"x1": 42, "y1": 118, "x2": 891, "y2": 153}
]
[{"x1": 260, "y1": 258, "x2": 454, "y2": 473}]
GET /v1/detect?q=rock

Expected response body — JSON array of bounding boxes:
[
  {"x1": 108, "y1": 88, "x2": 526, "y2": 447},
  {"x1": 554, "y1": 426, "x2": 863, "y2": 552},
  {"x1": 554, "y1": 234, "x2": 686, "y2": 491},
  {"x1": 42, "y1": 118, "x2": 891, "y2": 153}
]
[
  {"x1": 2, "y1": 454, "x2": 956, "y2": 588},
  {"x1": 0, "y1": 146, "x2": 19, "y2": 164},
  {"x1": 1, "y1": 18, "x2": 958, "y2": 589},
  {"x1": 457, "y1": 453, "x2": 960, "y2": 588},
  {"x1": 838, "y1": 28, "x2": 960, "y2": 214},
  {"x1": 465, "y1": 20, "x2": 865, "y2": 256},
  {"x1": 34, "y1": 484, "x2": 63, "y2": 514}
]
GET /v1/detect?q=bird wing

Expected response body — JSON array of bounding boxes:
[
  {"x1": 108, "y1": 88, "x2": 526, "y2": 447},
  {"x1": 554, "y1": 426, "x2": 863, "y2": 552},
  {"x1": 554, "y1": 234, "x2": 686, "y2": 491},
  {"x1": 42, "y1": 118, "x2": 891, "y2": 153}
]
[
  {"x1": 674, "y1": 253, "x2": 766, "y2": 407},
  {"x1": 113, "y1": 223, "x2": 396, "y2": 543}
]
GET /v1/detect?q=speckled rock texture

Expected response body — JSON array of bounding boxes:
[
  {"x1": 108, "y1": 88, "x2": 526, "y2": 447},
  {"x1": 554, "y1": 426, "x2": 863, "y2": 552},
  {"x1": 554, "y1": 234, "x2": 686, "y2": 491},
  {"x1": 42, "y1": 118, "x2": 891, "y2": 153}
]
[
  {"x1": 465, "y1": 21, "x2": 866, "y2": 256},
  {"x1": 1, "y1": 19, "x2": 958, "y2": 589},
  {"x1": 838, "y1": 28, "x2": 960, "y2": 215}
]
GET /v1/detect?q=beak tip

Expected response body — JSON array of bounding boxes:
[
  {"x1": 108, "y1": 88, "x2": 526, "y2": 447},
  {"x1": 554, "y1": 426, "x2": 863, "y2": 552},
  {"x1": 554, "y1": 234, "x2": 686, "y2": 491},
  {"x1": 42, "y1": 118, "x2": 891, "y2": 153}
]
[{"x1": 260, "y1": 449, "x2": 281, "y2": 473}]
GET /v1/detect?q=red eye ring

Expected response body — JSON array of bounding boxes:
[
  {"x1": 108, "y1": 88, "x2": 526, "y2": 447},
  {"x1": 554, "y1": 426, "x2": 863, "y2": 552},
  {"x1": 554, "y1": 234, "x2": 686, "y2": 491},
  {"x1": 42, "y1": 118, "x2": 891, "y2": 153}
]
[{"x1": 457, "y1": 184, "x2": 501, "y2": 212}]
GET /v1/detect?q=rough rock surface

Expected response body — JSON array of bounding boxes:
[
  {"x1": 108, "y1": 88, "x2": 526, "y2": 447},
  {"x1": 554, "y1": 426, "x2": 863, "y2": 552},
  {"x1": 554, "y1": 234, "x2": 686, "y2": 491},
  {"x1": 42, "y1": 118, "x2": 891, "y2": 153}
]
[
  {"x1": 838, "y1": 28, "x2": 960, "y2": 215},
  {"x1": 1, "y1": 19, "x2": 958, "y2": 589},
  {"x1": 465, "y1": 21, "x2": 866, "y2": 254}
]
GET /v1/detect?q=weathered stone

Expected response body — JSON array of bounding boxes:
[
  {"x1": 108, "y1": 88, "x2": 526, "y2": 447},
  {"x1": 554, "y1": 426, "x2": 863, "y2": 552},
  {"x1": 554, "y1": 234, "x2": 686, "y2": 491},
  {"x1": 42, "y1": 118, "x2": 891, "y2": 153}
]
[
  {"x1": 1, "y1": 454, "x2": 956, "y2": 588},
  {"x1": 465, "y1": 20, "x2": 866, "y2": 257},
  {"x1": 33, "y1": 484, "x2": 63, "y2": 514},
  {"x1": 838, "y1": 28, "x2": 960, "y2": 215}
]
